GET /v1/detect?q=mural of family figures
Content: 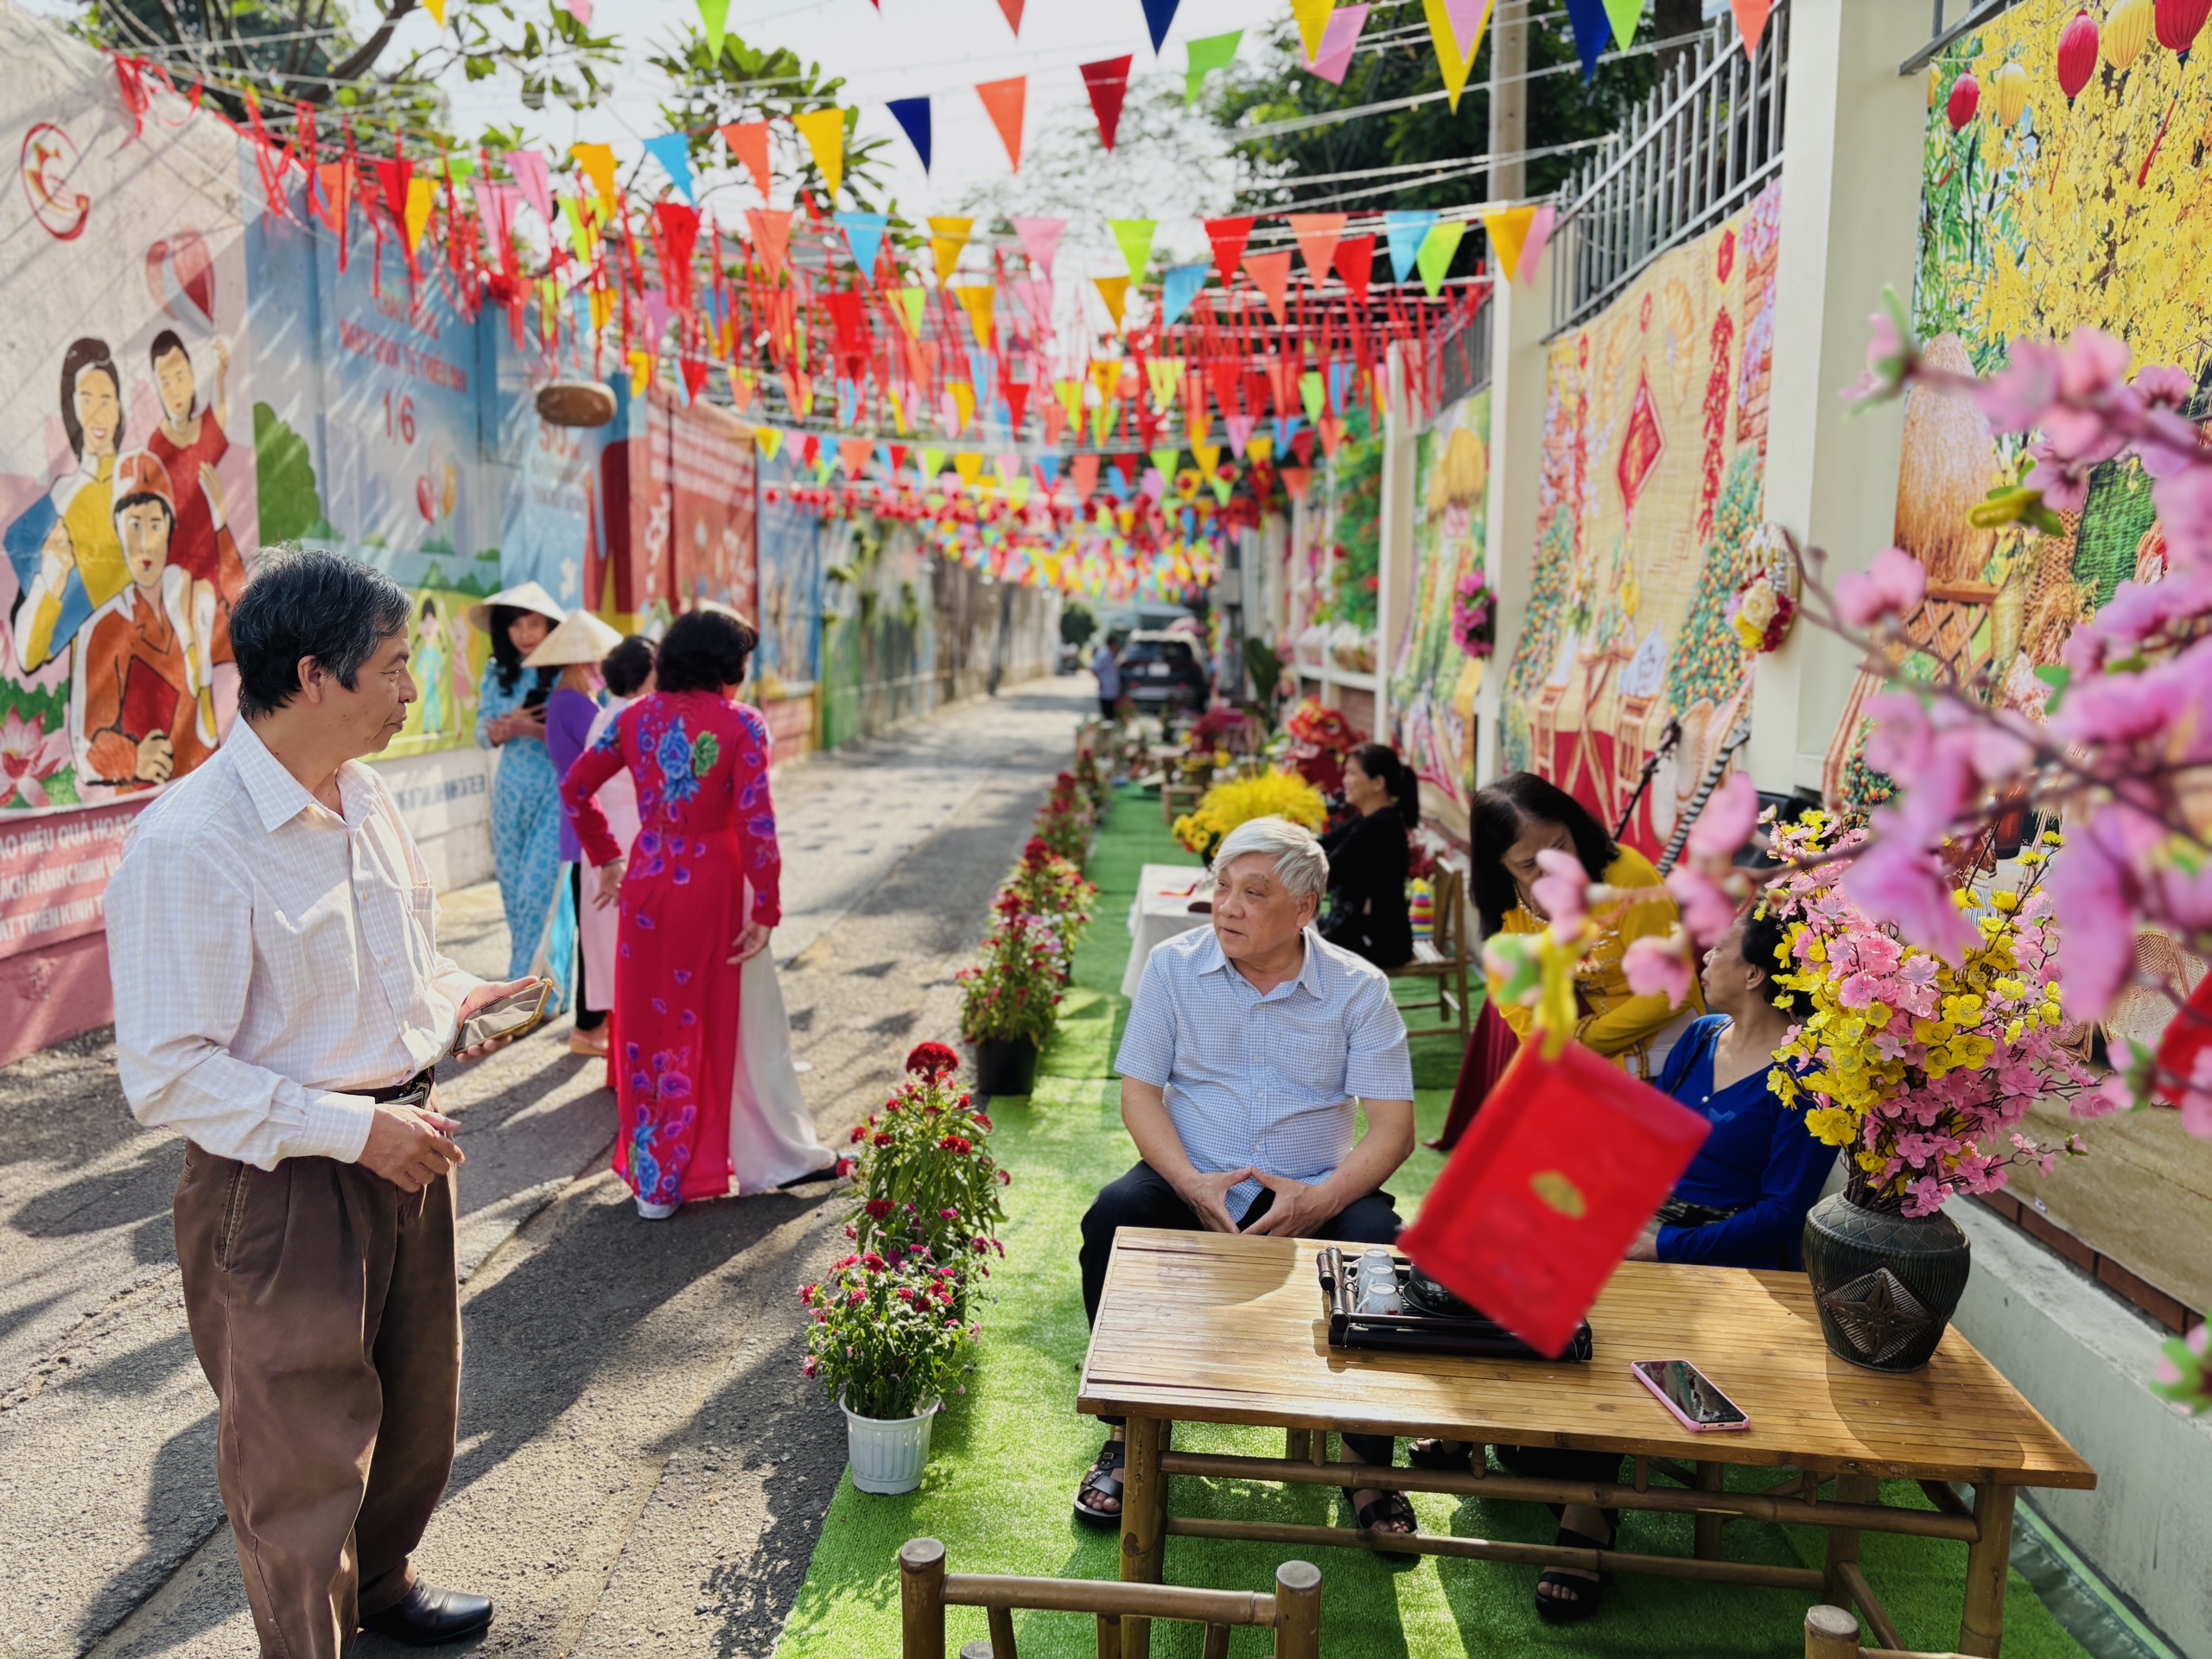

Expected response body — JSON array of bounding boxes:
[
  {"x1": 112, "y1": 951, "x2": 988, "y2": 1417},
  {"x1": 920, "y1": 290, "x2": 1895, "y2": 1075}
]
[
  {"x1": 3, "y1": 330, "x2": 245, "y2": 806},
  {"x1": 1389, "y1": 390, "x2": 1490, "y2": 842},
  {"x1": 409, "y1": 594, "x2": 480, "y2": 742},
  {"x1": 1825, "y1": 0, "x2": 2209, "y2": 810},
  {"x1": 1499, "y1": 179, "x2": 1782, "y2": 857}
]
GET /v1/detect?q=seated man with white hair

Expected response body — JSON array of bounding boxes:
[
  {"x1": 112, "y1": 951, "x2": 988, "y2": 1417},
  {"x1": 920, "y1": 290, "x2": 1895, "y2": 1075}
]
[{"x1": 1073, "y1": 815, "x2": 1419, "y2": 1545}]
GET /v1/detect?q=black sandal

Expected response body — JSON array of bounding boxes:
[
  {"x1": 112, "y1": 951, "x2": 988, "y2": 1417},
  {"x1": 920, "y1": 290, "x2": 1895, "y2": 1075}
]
[
  {"x1": 1407, "y1": 1438, "x2": 1474, "y2": 1474},
  {"x1": 1072, "y1": 1437, "x2": 1127, "y2": 1529},
  {"x1": 1341, "y1": 1487, "x2": 1420, "y2": 1560},
  {"x1": 1535, "y1": 1517, "x2": 1617, "y2": 1624}
]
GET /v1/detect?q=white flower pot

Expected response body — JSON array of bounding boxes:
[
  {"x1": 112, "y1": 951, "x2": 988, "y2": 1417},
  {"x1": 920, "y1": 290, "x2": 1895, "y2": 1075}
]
[{"x1": 840, "y1": 1392, "x2": 940, "y2": 1495}]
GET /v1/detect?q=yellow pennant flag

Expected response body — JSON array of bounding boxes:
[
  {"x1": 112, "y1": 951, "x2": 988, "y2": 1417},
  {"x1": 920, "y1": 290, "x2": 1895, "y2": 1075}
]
[
  {"x1": 1146, "y1": 357, "x2": 1183, "y2": 411},
  {"x1": 1054, "y1": 378, "x2": 1083, "y2": 424},
  {"x1": 1092, "y1": 274, "x2": 1130, "y2": 330},
  {"x1": 929, "y1": 217, "x2": 974, "y2": 283},
  {"x1": 588, "y1": 285, "x2": 615, "y2": 334},
  {"x1": 1090, "y1": 359, "x2": 1122, "y2": 401},
  {"x1": 953, "y1": 452, "x2": 986, "y2": 488},
  {"x1": 950, "y1": 380, "x2": 977, "y2": 431},
  {"x1": 791, "y1": 107, "x2": 846, "y2": 201},
  {"x1": 1192, "y1": 439, "x2": 1222, "y2": 479},
  {"x1": 424, "y1": 0, "x2": 448, "y2": 22},
  {"x1": 1090, "y1": 401, "x2": 1115, "y2": 448},
  {"x1": 570, "y1": 143, "x2": 620, "y2": 215},
  {"x1": 403, "y1": 176, "x2": 436, "y2": 252},
  {"x1": 1423, "y1": 0, "x2": 1492, "y2": 111},
  {"x1": 1186, "y1": 407, "x2": 1213, "y2": 445},
  {"x1": 1291, "y1": 0, "x2": 1336, "y2": 60},
  {"x1": 1481, "y1": 205, "x2": 1540, "y2": 283},
  {"x1": 951, "y1": 283, "x2": 996, "y2": 346},
  {"x1": 887, "y1": 385, "x2": 910, "y2": 433},
  {"x1": 753, "y1": 427, "x2": 784, "y2": 460},
  {"x1": 1246, "y1": 433, "x2": 1274, "y2": 463},
  {"x1": 628, "y1": 350, "x2": 653, "y2": 397}
]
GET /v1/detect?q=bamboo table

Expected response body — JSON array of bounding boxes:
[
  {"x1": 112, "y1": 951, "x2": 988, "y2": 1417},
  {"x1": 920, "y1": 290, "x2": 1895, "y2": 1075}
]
[{"x1": 1078, "y1": 1230, "x2": 2094, "y2": 1659}]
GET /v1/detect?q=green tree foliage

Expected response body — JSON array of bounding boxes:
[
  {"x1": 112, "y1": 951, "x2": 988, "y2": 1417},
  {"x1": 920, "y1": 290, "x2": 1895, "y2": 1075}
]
[
  {"x1": 1059, "y1": 601, "x2": 1097, "y2": 647},
  {"x1": 253, "y1": 403, "x2": 331, "y2": 546}
]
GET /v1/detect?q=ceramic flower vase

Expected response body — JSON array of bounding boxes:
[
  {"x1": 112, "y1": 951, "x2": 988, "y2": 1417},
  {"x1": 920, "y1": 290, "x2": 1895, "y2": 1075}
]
[
  {"x1": 841, "y1": 1392, "x2": 939, "y2": 1495},
  {"x1": 1801, "y1": 1190, "x2": 1973, "y2": 1372}
]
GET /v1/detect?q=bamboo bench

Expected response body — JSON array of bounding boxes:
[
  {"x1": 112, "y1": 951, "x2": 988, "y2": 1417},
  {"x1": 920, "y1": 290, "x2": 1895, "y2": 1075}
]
[
  {"x1": 898, "y1": 1537, "x2": 1320, "y2": 1659},
  {"x1": 1806, "y1": 1602, "x2": 1964, "y2": 1658}
]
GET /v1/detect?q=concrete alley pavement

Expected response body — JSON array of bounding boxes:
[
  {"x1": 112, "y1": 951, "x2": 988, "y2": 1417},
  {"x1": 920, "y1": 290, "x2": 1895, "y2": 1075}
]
[{"x1": 0, "y1": 675, "x2": 1095, "y2": 1659}]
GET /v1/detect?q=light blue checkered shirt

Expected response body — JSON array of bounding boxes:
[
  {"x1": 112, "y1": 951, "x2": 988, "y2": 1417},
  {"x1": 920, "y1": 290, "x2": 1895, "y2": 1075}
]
[{"x1": 1115, "y1": 925, "x2": 1414, "y2": 1216}]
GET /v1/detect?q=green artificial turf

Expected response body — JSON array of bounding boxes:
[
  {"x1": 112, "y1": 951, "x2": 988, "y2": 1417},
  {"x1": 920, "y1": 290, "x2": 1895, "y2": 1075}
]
[{"x1": 775, "y1": 785, "x2": 2091, "y2": 1659}]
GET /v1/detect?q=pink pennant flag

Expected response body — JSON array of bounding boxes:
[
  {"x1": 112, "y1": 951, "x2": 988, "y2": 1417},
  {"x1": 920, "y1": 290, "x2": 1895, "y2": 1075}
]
[
  {"x1": 474, "y1": 180, "x2": 520, "y2": 263},
  {"x1": 1013, "y1": 215, "x2": 1065, "y2": 276},
  {"x1": 1307, "y1": 4, "x2": 1370, "y2": 83},
  {"x1": 1516, "y1": 204, "x2": 1556, "y2": 287},
  {"x1": 510, "y1": 149, "x2": 553, "y2": 230},
  {"x1": 563, "y1": 0, "x2": 593, "y2": 20},
  {"x1": 642, "y1": 285, "x2": 676, "y2": 346},
  {"x1": 1224, "y1": 413, "x2": 1256, "y2": 454}
]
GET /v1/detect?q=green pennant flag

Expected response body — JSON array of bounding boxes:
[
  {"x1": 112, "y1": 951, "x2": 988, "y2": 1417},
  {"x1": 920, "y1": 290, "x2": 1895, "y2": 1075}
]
[
  {"x1": 1108, "y1": 218, "x2": 1157, "y2": 278},
  {"x1": 699, "y1": 0, "x2": 731, "y2": 60},
  {"x1": 1602, "y1": 0, "x2": 1643, "y2": 48},
  {"x1": 1185, "y1": 29, "x2": 1242, "y2": 105},
  {"x1": 1091, "y1": 401, "x2": 1116, "y2": 447},
  {"x1": 894, "y1": 285, "x2": 926, "y2": 338},
  {"x1": 1148, "y1": 445, "x2": 1180, "y2": 480},
  {"x1": 1415, "y1": 219, "x2": 1466, "y2": 296},
  {"x1": 920, "y1": 447, "x2": 947, "y2": 483},
  {"x1": 1300, "y1": 370, "x2": 1326, "y2": 423}
]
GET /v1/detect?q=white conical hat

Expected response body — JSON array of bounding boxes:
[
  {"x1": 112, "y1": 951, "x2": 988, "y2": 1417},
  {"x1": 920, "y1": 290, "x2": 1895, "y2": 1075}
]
[
  {"x1": 466, "y1": 580, "x2": 567, "y2": 632},
  {"x1": 523, "y1": 607, "x2": 626, "y2": 668}
]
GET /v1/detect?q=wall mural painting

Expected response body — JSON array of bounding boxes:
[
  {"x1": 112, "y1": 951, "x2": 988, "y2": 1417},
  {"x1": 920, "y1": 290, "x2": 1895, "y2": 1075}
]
[
  {"x1": 1500, "y1": 179, "x2": 1781, "y2": 857},
  {"x1": 1825, "y1": 0, "x2": 2211, "y2": 809},
  {"x1": 1392, "y1": 389, "x2": 1489, "y2": 840},
  {"x1": 0, "y1": 17, "x2": 257, "y2": 827}
]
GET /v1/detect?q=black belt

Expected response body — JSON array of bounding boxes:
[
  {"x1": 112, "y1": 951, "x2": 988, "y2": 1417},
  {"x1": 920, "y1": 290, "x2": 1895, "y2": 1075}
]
[
  {"x1": 364, "y1": 1068, "x2": 435, "y2": 1105},
  {"x1": 1656, "y1": 1196, "x2": 1748, "y2": 1230}
]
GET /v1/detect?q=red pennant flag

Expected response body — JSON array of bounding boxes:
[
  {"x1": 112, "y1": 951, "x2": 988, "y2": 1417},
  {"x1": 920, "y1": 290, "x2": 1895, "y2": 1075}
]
[
  {"x1": 653, "y1": 201, "x2": 702, "y2": 305},
  {"x1": 680, "y1": 357, "x2": 709, "y2": 399},
  {"x1": 1080, "y1": 56, "x2": 1134, "y2": 153},
  {"x1": 1071, "y1": 453, "x2": 1101, "y2": 498},
  {"x1": 998, "y1": 0, "x2": 1026, "y2": 33},
  {"x1": 1333, "y1": 232, "x2": 1375, "y2": 302},
  {"x1": 1242, "y1": 248, "x2": 1293, "y2": 323},
  {"x1": 721, "y1": 122, "x2": 772, "y2": 199},
  {"x1": 1005, "y1": 380, "x2": 1032, "y2": 429},
  {"x1": 1278, "y1": 466, "x2": 1312, "y2": 503},
  {"x1": 1203, "y1": 215, "x2": 1255, "y2": 284},
  {"x1": 801, "y1": 432, "x2": 822, "y2": 467},
  {"x1": 1291, "y1": 427, "x2": 1316, "y2": 465},
  {"x1": 1041, "y1": 391, "x2": 1067, "y2": 447},
  {"x1": 976, "y1": 77, "x2": 1027, "y2": 170}
]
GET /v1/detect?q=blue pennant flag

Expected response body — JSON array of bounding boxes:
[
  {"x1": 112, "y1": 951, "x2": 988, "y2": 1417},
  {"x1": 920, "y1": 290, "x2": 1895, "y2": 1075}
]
[
  {"x1": 876, "y1": 442, "x2": 897, "y2": 474},
  {"x1": 1383, "y1": 211, "x2": 1439, "y2": 283},
  {"x1": 1270, "y1": 414, "x2": 1303, "y2": 448},
  {"x1": 642, "y1": 133, "x2": 696, "y2": 202},
  {"x1": 1562, "y1": 0, "x2": 1611, "y2": 79},
  {"x1": 887, "y1": 96, "x2": 933, "y2": 172},
  {"x1": 1104, "y1": 466, "x2": 1135, "y2": 504},
  {"x1": 1141, "y1": 0, "x2": 1182, "y2": 54},
  {"x1": 967, "y1": 347, "x2": 999, "y2": 391},
  {"x1": 837, "y1": 377, "x2": 861, "y2": 426},
  {"x1": 1160, "y1": 264, "x2": 1209, "y2": 327},
  {"x1": 1328, "y1": 361, "x2": 1355, "y2": 414},
  {"x1": 1180, "y1": 506, "x2": 1198, "y2": 536},
  {"x1": 836, "y1": 212, "x2": 890, "y2": 275},
  {"x1": 1034, "y1": 454, "x2": 1061, "y2": 487}
]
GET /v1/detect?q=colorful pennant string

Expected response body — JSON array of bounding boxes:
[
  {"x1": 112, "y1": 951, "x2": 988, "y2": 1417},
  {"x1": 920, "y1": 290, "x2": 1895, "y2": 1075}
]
[{"x1": 887, "y1": 96, "x2": 932, "y2": 170}]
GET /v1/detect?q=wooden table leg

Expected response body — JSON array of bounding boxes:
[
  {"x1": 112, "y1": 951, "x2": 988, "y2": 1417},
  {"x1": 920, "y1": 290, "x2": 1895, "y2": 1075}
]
[
  {"x1": 1693, "y1": 1461, "x2": 1727, "y2": 1560},
  {"x1": 1285, "y1": 1426, "x2": 1311, "y2": 1461},
  {"x1": 1823, "y1": 1471, "x2": 1878, "y2": 1602},
  {"x1": 1959, "y1": 1482, "x2": 2017, "y2": 1658},
  {"x1": 1120, "y1": 1416, "x2": 1169, "y2": 1659}
]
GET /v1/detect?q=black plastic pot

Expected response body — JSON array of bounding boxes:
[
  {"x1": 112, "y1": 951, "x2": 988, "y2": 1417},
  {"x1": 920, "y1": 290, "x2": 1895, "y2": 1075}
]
[
  {"x1": 973, "y1": 1037, "x2": 1041, "y2": 1099},
  {"x1": 1801, "y1": 1190, "x2": 1973, "y2": 1372}
]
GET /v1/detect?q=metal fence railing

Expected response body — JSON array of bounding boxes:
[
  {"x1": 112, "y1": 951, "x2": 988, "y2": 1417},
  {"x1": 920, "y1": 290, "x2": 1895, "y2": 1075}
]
[
  {"x1": 1431, "y1": 289, "x2": 1493, "y2": 410},
  {"x1": 1548, "y1": 0, "x2": 1790, "y2": 336}
]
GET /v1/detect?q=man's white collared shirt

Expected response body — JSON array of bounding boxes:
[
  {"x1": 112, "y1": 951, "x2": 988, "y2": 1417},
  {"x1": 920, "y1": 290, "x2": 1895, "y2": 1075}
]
[{"x1": 106, "y1": 719, "x2": 480, "y2": 1169}]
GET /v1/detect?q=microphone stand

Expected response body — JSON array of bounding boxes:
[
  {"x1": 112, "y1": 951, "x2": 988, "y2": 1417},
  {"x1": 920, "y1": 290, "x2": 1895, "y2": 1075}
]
[{"x1": 1614, "y1": 718, "x2": 1681, "y2": 842}]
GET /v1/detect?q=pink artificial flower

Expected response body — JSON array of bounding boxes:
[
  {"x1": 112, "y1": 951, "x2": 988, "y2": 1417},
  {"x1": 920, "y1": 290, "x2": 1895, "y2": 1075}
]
[
  {"x1": 0, "y1": 710, "x2": 70, "y2": 810},
  {"x1": 2047, "y1": 810, "x2": 2153, "y2": 1022},
  {"x1": 1973, "y1": 339, "x2": 2063, "y2": 432},
  {"x1": 1834, "y1": 547, "x2": 1927, "y2": 630},
  {"x1": 2133, "y1": 363, "x2": 2194, "y2": 410},
  {"x1": 1839, "y1": 836, "x2": 1980, "y2": 964},
  {"x1": 1687, "y1": 772, "x2": 1760, "y2": 867},
  {"x1": 1530, "y1": 848, "x2": 1589, "y2": 935},
  {"x1": 1664, "y1": 866, "x2": 1738, "y2": 950},
  {"x1": 1623, "y1": 932, "x2": 1694, "y2": 1008}
]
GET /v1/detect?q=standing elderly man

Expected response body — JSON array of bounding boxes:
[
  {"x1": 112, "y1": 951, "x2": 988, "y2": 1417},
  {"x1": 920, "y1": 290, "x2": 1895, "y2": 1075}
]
[
  {"x1": 106, "y1": 548, "x2": 537, "y2": 1656},
  {"x1": 1072, "y1": 815, "x2": 1420, "y2": 1544}
]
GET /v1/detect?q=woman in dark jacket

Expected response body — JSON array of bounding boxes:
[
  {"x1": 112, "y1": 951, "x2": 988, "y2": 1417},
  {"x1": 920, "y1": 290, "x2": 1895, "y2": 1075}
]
[{"x1": 1318, "y1": 743, "x2": 1419, "y2": 968}]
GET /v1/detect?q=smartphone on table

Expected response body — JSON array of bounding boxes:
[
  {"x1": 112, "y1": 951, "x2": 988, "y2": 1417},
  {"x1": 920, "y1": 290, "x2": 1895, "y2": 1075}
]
[
  {"x1": 1631, "y1": 1358, "x2": 1750, "y2": 1432},
  {"x1": 451, "y1": 979, "x2": 551, "y2": 1057}
]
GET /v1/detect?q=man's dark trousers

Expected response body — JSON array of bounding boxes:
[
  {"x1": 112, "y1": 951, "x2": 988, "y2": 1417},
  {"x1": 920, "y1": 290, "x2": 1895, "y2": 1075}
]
[{"x1": 1079, "y1": 1160, "x2": 1401, "y2": 1465}]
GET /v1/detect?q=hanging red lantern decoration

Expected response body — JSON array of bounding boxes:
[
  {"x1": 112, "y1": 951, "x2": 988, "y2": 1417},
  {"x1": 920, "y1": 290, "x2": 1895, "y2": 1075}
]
[
  {"x1": 2058, "y1": 9, "x2": 2101, "y2": 99},
  {"x1": 2156, "y1": 0, "x2": 2212, "y2": 59},
  {"x1": 1946, "y1": 71, "x2": 1980, "y2": 130}
]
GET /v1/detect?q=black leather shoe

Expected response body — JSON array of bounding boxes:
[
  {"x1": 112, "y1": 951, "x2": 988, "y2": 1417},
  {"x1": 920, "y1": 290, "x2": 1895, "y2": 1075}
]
[{"x1": 360, "y1": 1583, "x2": 493, "y2": 1646}]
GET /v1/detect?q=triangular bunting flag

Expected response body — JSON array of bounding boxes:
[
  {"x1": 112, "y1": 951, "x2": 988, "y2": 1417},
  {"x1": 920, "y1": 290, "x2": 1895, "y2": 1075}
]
[
  {"x1": 1516, "y1": 204, "x2": 1556, "y2": 286},
  {"x1": 930, "y1": 216, "x2": 975, "y2": 283},
  {"x1": 1161, "y1": 264, "x2": 1209, "y2": 326},
  {"x1": 1291, "y1": 0, "x2": 1336, "y2": 60},
  {"x1": 1148, "y1": 446, "x2": 1181, "y2": 483},
  {"x1": 1423, "y1": 0, "x2": 1491, "y2": 110},
  {"x1": 1308, "y1": 4, "x2": 1370, "y2": 82},
  {"x1": 746, "y1": 208, "x2": 793, "y2": 273},
  {"x1": 1280, "y1": 466, "x2": 1312, "y2": 502},
  {"x1": 404, "y1": 175, "x2": 435, "y2": 252},
  {"x1": 1093, "y1": 274, "x2": 1131, "y2": 328},
  {"x1": 887, "y1": 96, "x2": 932, "y2": 170},
  {"x1": 570, "y1": 142, "x2": 619, "y2": 214},
  {"x1": 1563, "y1": 0, "x2": 1611, "y2": 79},
  {"x1": 1204, "y1": 216, "x2": 1255, "y2": 283},
  {"x1": 976, "y1": 77, "x2": 1027, "y2": 169},
  {"x1": 1033, "y1": 454, "x2": 1061, "y2": 489},
  {"x1": 1055, "y1": 378, "x2": 1083, "y2": 425},
  {"x1": 837, "y1": 211, "x2": 889, "y2": 275},
  {"x1": 1334, "y1": 232, "x2": 1375, "y2": 300},
  {"x1": 920, "y1": 447, "x2": 947, "y2": 483},
  {"x1": 1146, "y1": 357, "x2": 1184, "y2": 411},
  {"x1": 1382, "y1": 210, "x2": 1438, "y2": 282},
  {"x1": 511, "y1": 149, "x2": 552, "y2": 226},
  {"x1": 950, "y1": 381, "x2": 977, "y2": 431},
  {"x1": 754, "y1": 427, "x2": 784, "y2": 461},
  {"x1": 1081, "y1": 56, "x2": 1134, "y2": 151},
  {"x1": 1243, "y1": 248, "x2": 1294, "y2": 322},
  {"x1": 1014, "y1": 216, "x2": 1065, "y2": 275},
  {"x1": 698, "y1": 0, "x2": 730, "y2": 59},
  {"x1": 997, "y1": 0, "x2": 1025, "y2": 34},
  {"x1": 894, "y1": 285, "x2": 926, "y2": 336},
  {"x1": 838, "y1": 435, "x2": 873, "y2": 477},
  {"x1": 954, "y1": 452, "x2": 986, "y2": 488},
  {"x1": 1224, "y1": 414, "x2": 1257, "y2": 454},
  {"x1": 1300, "y1": 370, "x2": 1327, "y2": 423},
  {"x1": 1109, "y1": 218, "x2": 1157, "y2": 277},
  {"x1": 1481, "y1": 205, "x2": 1538, "y2": 282},
  {"x1": 1184, "y1": 29, "x2": 1241, "y2": 104},
  {"x1": 1288, "y1": 213, "x2": 1347, "y2": 278},
  {"x1": 791, "y1": 106, "x2": 847, "y2": 200},
  {"x1": 1071, "y1": 454, "x2": 1102, "y2": 498},
  {"x1": 1192, "y1": 438, "x2": 1221, "y2": 479},
  {"x1": 1603, "y1": 0, "x2": 1644, "y2": 49},
  {"x1": 952, "y1": 283, "x2": 996, "y2": 345},
  {"x1": 1415, "y1": 219, "x2": 1465, "y2": 296},
  {"x1": 720, "y1": 122, "x2": 772, "y2": 197},
  {"x1": 1728, "y1": 0, "x2": 1773, "y2": 59},
  {"x1": 1141, "y1": 0, "x2": 1181, "y2": 54}
]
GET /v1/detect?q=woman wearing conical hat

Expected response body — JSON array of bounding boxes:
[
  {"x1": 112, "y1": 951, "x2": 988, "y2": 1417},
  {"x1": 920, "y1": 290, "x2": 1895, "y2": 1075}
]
[{"x1": 469, "y1": 581, "x2": 569, "y2": 983}]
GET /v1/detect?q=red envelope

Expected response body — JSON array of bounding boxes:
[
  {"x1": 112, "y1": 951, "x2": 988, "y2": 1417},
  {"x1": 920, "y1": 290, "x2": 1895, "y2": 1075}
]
[{"x1": 1398, "y1": 1038, "x2": 1713, "y2": 1357}]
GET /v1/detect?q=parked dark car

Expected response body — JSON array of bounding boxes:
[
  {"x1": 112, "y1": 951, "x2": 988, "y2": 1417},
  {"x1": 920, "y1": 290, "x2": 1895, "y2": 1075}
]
[{"x1": 1116, "y1": 631, "x2": 1209, "y2": 713}]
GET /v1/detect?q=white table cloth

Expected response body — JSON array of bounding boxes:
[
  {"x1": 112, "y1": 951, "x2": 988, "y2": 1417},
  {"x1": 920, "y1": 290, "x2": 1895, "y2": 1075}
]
[{"x1": 1121, "y1": 862, "x2": 1215, "y2": 999}]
